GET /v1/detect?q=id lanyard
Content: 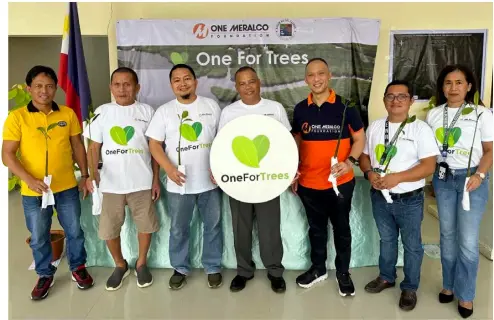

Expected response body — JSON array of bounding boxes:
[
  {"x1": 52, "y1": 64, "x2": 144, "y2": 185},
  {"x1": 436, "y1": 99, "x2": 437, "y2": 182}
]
[
  {"x1": 379, "y1": 118, "x2": 407, "y2": 167},
  {"x1": 441, "y1": 103, "x2": 465, "y2": 159}
]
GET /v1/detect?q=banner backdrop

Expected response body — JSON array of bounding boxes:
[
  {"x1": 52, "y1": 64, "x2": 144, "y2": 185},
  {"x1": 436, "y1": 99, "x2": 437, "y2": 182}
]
[{"x1": 116, "y1": 18, "x2": 380, "y2": 126}]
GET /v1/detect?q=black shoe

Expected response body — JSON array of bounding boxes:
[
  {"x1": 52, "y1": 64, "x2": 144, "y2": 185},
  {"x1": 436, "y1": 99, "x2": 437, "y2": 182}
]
[
  {"x1": 207, "y1": 273, "x2": 223, "y2": 289},
  {"x1": 267, "y1": 274, "x2": 286, "y2": 293},
  {"x1": 399, "y1": 290, "x2": 417, "y2": 311},
  {"x1": 439, "y1": 292, "x2": 454, "y2": 303},
  {"x1": 106, "y1": 260, "x2": 130, "y2": 291},
  {"x1": 336, "y1": 271, "x2": 355, "y2": 297},
  {"x1": 169, "y1": 270, "x2": 187, "y2": 290},
  {"x1": 296, "y1": 267, "x2": 328, "y2": 288},
  {"x1": 458, "y1": 302, "x2": 474, "y2": 318},
  {"x1": 229, "y1": 275, "x2": 253, "y2": 292},
  {"x1": 134, "y1": 263, "x2": 153, "y2": 288},
  {"x1": 364, "y1": 276, "x2": 395, "y2": 293}
]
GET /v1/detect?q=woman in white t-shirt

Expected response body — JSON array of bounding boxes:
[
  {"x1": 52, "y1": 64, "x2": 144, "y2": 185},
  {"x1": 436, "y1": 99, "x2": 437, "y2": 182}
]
[{"x1": 426, "y1": 65, "x2": 493, "y2": 318}]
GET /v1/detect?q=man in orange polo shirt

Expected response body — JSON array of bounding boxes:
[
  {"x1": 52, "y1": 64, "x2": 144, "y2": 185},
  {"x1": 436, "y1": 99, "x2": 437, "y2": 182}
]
[
  {"x1": 291, "y1": 58, "x2": 366, "y2": 296},
  {"x1": 2, "y1": 66, "x2": 94, "y2": 300}
]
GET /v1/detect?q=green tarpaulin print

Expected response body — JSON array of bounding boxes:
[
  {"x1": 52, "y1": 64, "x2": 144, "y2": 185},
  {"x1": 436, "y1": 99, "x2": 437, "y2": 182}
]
[{"x1": 116, "y1": 18, "x2": 381, "y2": 128}]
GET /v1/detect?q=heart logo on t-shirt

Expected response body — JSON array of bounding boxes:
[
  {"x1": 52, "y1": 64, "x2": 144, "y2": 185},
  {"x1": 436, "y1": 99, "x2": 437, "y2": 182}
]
[
  {"x1": 435, "y1": 127, "x2": 461, "y2": 147},
  {"x1": 180, "y1": 122, "x2": 203, "y2": 142},
  {"x1": 110, "y1": 126, "x2": 135, "y2": 146},
  {"x1": 232, "y1": 135, "x2": 270, "y2": 168},
  {"x1": 375, "y1": 144, "x2": 397, "y2": 166}
]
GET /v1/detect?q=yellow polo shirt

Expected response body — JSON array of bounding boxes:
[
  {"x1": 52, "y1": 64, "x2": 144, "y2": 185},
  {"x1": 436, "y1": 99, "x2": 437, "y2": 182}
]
[{"x1": 3, "y1": 102, "x2": 81, "y2": 196}]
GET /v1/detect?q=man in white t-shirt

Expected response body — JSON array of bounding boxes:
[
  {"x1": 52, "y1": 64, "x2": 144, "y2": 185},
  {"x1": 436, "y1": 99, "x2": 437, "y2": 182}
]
[
  {"x1": 217, "y1": 66, "x2": 290, "y2": 294},
  {"x1": 84, "y1": 67, "x2": 161, "y2": 291},
  {"x1": 359, "y1": 80, "x2": 439, "y2": 311},
  {"x1": 146, "y1": 64, "x2": 223, "y2": 290}
]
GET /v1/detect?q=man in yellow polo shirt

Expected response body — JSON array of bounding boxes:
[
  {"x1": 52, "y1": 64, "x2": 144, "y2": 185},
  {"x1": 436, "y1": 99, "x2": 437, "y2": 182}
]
[{"x1": 2, "y1": 65, "x2": 94, "y2": 300}]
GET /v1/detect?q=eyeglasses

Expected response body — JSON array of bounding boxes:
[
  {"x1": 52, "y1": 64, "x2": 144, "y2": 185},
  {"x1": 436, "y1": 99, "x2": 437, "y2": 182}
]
[{"x1": 384, "y1": 94, "x2": 410, "y2": 102}]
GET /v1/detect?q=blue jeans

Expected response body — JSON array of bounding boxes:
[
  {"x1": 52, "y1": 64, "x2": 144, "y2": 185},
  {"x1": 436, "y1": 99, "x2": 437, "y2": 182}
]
[
  {"x1": 22, "y1": 186, "x2": 87, "y2": 277},
  {"x1": 432, "y1": 166, "x2": 489, "y2": 302},
  {"x1": 166, "y1": 188, "x2": 222, "y2": 275},
  {"x1": 370, "y1": 189, "x2": 424, "y2": 291}
]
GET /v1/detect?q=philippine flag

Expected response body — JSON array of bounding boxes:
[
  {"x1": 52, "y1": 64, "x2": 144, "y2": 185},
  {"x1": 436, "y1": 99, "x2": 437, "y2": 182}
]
[{"x1": 58, "y1": 2, "x2": 91, "y2": 126}]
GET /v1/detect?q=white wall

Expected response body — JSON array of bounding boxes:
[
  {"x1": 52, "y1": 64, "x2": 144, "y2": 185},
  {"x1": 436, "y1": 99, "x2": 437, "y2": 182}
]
[{"x1": 480, "y1": 168, "x2": 493, "y2": 260}]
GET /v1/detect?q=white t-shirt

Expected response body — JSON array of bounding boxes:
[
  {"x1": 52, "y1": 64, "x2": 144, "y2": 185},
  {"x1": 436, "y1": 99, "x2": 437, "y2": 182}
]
[
  {"x1": 145, "y1": 96, "x2": 221, "y2": 194},
  {"x1": 363, "y1": 117, "x2": 439, "y2": 194},
  {"x1": 426, "y1": 104, "x2": 494, "y2": 169},
  {"x1": 82, "y1": 101, "x2": 155, "y2": 194},
  {"x1": 218, "y1": 98, "x2": 292, "y2": 132}
]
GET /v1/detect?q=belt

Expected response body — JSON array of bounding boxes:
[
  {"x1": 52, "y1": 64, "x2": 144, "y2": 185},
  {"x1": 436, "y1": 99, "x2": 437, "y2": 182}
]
[{"x1": 372, "y1": 187, "x2": 423, "y2": 200}]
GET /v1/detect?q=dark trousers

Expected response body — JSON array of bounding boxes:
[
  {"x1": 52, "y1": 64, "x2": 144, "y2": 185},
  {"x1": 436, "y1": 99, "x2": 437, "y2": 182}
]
[
  {"x1": 230, "y1": 196, "x2": 284, "y2": 278},
  {"x1": 297, "y1": 179, "x2": 355, "y2": 274}
]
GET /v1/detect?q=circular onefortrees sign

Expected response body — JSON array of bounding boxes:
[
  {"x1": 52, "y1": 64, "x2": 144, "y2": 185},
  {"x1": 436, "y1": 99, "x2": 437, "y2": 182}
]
[{"x1": 210, "y1": 114, "x2": 299, "y2": 203}]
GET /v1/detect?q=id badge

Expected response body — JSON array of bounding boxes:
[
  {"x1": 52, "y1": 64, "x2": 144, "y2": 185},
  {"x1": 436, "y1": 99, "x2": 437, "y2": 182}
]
[{"x1": 437, "y1": 162, "x2": 449, "y2": 181}]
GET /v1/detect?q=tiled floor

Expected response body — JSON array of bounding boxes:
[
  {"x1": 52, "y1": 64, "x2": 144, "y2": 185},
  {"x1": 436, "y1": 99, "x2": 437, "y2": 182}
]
[{"x1": 9, "y1": 191, "x2": 493, "y2": 319}]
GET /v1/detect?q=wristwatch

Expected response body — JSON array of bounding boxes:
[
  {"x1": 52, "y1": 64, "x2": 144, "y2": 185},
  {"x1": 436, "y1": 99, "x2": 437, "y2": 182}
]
[
  {"x1": 476, "y1": 172, "x2": 486, "y2": 180},
  {"x1": 348, "y1": 156, "x2": 359, "y2": 166},
  {"x1": 363, "y1": 169, "x2": 372, "y2": 180}
]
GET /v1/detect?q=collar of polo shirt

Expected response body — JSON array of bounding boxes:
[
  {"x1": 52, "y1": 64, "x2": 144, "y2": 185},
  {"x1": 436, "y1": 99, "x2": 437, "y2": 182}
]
[
  {"x1": 27, "y1": 101, "x2": 60, "y2": 113},
  {"x1": 307, "y1": 88, "x2": 336, "y2": 106}
]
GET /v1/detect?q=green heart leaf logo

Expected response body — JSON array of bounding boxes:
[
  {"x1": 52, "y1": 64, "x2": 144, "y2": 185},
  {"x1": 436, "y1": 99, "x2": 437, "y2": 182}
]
[
  {"x1": 170, "y1": 52, "x2": 189, "y2": 65},
  {"x1": 435, "y1": 127, "x2": 461, "y2": 147},
  {"x1": 180, "y1": 121, "x2": 202, "y2": 142},
  {"x1": 110, "y1": 126, "x2": 135, "y2": 146},
  {"x1": 180, "y1": 124, "x2": 197, "y2": 142},
  {"x1": 375, "y1": 144, "x2": 397, "y2": 165},
  {"x1": 192, "y1": 122, "x2": 202, "y2": 138},
  {"x1": 181, "y1": 52, "x2": 189, "y2": 63},
  {"x1": 170, "y1": 52, "x2": 183, "y2": 65},
  {"x1": 124, "y1": 126, "x2": 135, "y2": 142},
  {"x1": 232, "y1": 135, "x2": 270, "y2": 168},
  {"x1": 253, "y1": 135, "x2": 270, "y2": 163}
]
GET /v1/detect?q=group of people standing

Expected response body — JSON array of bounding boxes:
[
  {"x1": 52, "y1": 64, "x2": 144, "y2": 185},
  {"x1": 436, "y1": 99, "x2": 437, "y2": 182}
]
[{"x1": 2, "y1": 58, "x2": 491, "y2": 319}]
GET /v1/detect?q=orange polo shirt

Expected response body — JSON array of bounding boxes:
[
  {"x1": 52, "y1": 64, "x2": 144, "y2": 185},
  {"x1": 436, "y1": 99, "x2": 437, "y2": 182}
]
[{"x1": 291, "y1": 89, "x2": 364, "y2": 190}]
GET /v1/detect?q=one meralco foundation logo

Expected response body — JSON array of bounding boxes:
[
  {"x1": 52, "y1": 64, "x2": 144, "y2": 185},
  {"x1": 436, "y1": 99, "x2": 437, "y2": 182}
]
[
  {"x1": 302, "y1": 122, "x2": 340, "y2": 134},
  {"x1": 192, "y1": 22, "x2": 270, "y2": 39},
  {"x1": 193, "y1": 23, "x2": 209, "y2": 39}
]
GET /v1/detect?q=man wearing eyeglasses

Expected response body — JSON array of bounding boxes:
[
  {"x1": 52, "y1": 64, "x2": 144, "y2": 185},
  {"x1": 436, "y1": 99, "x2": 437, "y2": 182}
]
[{"x1": 359, "y1": 80, "x2": 438, "y2": 311}]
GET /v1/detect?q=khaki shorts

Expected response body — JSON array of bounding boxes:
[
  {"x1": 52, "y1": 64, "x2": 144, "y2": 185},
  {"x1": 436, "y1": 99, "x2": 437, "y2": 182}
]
[{"x1": 98, "y1": 190, "x2": 159, "y2": 240}]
